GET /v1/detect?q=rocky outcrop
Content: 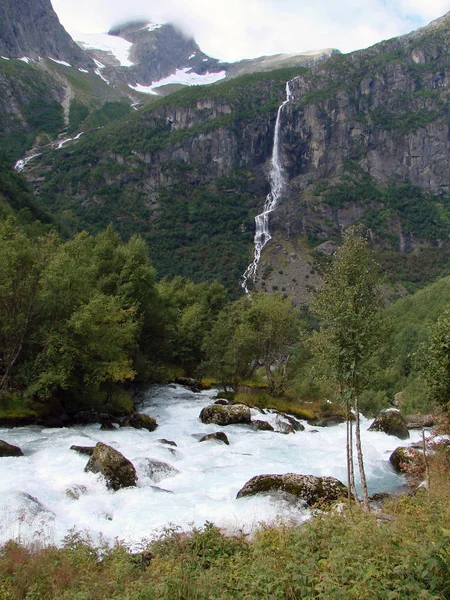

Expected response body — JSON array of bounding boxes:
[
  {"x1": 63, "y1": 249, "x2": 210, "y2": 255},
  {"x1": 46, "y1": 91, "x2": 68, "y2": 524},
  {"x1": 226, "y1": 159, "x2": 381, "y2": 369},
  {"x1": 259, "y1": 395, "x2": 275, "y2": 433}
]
[
  {"x1": 84, "y1": 443, "x2": 137, "y2": 490},
  {"x1": 199, "y1": 404, "x2": 252, "y2": 426},
  {"x1": 71, "y1": 411, "x2": 119, "y2": 426},
  {"x1": 120, "y1": 413, "x2": 158, "y2": 432},
  {"x1": 236, "y1": 473, "x2": 348, "y2": 506},
  {"x1": 199, "y1": 432, "x2": 230, "y2": 445},
  {"x1": 0, "y1": 440, "x2": 24, "y2": 457},
  {"x1": 369, "y1": 409, "x2": 410, "y2": 440},
  {"x1": 0, "y1": 0, "x2": 93, "y2": 67},
  {"x1": 405, "y1": 414, "x2": 435, "y2": 429}
]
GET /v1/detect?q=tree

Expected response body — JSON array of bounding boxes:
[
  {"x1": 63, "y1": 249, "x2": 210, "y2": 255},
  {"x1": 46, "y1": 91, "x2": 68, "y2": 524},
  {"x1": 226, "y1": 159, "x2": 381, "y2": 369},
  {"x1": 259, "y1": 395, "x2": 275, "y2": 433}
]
[{"x1": 310, "y1": 228, "x2": 385, "y2": 510}]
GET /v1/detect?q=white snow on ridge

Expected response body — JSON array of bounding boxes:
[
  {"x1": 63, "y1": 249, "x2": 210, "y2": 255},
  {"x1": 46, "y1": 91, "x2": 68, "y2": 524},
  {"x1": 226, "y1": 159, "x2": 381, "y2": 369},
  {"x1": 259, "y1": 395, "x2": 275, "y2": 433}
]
[
  {"x1": 48, "y1": 57, "x2": 72, "y2": 67},
  {"x1": 144, "y1": 22, "x2": 165, "y2": 32},
  {"x1": 129, "y1": 68, "x2": 226, "y2": 94},
  {"x1": 1, "y1": 56, "x2": 10, "y2": 60},
  {"x1": 76, "y1": 32, "x2": 134, "y2": 67},
  {"x1": 18, "y1": 57, "x2": 31, "y2": 63}
]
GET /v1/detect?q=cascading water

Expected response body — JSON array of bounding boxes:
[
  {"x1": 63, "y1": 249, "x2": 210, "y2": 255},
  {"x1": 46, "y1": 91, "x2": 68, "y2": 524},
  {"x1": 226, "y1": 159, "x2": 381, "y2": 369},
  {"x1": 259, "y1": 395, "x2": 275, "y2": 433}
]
[{"x1": 241, "y1": 81, "x2": 293, "y2": 293}]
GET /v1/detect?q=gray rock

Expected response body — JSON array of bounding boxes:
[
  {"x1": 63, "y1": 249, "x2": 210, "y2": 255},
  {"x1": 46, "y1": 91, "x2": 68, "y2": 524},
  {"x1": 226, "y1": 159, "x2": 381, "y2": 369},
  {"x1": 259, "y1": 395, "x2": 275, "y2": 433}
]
[
  {"x1": 369, "y1": 409, "x2": 410, "y2": 440},
  {"x1": 0, "y1": 440, "x2": 24, "y2": 457},
  {"x1": 308, "y1": 414, "x2": 346, "y2": 427},
  {"x1": 199, "y1": 432, "x2": 230, "y2": 445},
  {"x1": 85, "y1": 443, "x2": 137, "y2": 490},
  {"x1": 199, "y1": 404, "x2": 251, "y2": 426},
  {"x1": 236, "y1": 473, "x2": 348, "y2": 506},
  {"x1": 140, "y1": 458, "x2": 180, "y2": 483},
  {"x1": 157, "y1": 439, "x2": 177, "y2": 447}
]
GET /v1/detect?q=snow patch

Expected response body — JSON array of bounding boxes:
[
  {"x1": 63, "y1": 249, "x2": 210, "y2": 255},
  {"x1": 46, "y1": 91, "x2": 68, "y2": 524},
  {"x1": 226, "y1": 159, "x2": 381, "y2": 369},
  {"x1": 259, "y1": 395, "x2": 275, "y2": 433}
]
[
  {"x1": 1, "y1": 56, "x2": 10, "y2": 60},
  {"x1": 48, "y1": 57, "x2": 72, "y2": 67},
  {"x1": 76, "y1": 32, "x2": 134, "y2": 67},
  {"x1": 78, "y1": 68, "x2": 89, "y2": 73},
  {"x1": 18, "y1": 57, "x2": 31, "y2": 63},
  {"x1": 94, "y1": 69, "x2": 110, "y2": 85},
  {"x1": 129, "y1": 68, "x2": 226, "y2": 94},
  {"x1": 144, "y1": 23, "x2": 165, "y2": 32},
  {"x1": 93, "y1": 59, "x2": 105, "y2": 69},
  {"x1": 188, "y1": 53, "x2": 196, "y2": 60}
]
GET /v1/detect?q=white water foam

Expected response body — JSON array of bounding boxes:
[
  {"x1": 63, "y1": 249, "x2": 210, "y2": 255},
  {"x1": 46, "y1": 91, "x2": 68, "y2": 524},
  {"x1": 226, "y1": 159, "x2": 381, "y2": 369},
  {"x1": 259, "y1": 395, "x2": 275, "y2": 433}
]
[
  {"x1": 0, "y1": 385, "x2": 422, "y2": 549},
  {"x1": 241, "y1": 81, "x2": 293, "y2": 293}
]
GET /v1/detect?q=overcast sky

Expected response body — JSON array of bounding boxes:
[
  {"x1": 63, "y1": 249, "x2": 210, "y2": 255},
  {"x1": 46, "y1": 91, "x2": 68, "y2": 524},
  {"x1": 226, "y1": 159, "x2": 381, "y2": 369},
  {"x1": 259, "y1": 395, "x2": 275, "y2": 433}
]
[{"x1": 51, "y1": 0, "x2": 450, "y2": 62}]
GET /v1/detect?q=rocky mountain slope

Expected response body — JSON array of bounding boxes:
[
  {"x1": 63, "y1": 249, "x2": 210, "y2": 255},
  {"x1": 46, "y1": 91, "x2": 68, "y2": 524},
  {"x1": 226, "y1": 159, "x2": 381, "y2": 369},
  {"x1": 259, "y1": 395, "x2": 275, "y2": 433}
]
[{"x1": 3, "y1": 4, "x2": 450, "y2": 301}]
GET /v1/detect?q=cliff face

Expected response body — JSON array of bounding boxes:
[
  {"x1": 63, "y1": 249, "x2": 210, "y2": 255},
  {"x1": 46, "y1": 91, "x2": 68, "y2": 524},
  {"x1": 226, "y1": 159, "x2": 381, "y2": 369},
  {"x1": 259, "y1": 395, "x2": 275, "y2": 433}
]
[
  {"x1": 19, "y1": 12, "x2": 450, "y2": 299},
  {"x1": 0, "y1": 0, "x2": 93, "y2": 67}
]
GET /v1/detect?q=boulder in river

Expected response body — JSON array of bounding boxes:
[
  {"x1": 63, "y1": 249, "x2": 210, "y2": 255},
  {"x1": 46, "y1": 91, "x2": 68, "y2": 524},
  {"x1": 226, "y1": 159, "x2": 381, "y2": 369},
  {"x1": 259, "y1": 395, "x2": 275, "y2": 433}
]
[
  {"x1": 70, "y1": 445, "x2": 94, "y2": 456},
  {"x1": 199, "y1": 404, "x2": 251, "y2": 426},
  {"x1": 199, "y1": 432, "x2": 230, "y2": 445},
  {"x1": 85, "y1": 443, "x2": 137, "y2": 490},
  {"x1": 308, "y1": 414, "x2": 346, "y2": 427},
  {"x1": 175, "y1": 377, "x2": 204, "y2": 392},
  {"x1": 236, "y1": 473, "x2": 348, "y2": 506},
  {"x1": 252, "y1": 420, "x2": 275, "y2": 432},
  {"x1": 120, "y1": 413, "x2": 158, "y2": 432},
  {"x1": 369, "y1": 409, "x2": 410, "y2": 440},
  {"x1": 389, "y1": 446, "x2": 421, "y2": 473},
  {"x1": 0, "y1": 440, "x2": 24, "y2": 457}
]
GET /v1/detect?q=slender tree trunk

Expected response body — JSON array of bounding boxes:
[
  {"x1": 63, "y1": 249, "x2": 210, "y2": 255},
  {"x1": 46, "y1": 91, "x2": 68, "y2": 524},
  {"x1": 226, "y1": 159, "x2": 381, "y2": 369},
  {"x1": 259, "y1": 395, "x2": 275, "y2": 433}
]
[
  {"x1": 348, "y1": 412, "x2": 359, "y2": 503},
  {"x1": 422, "y1": 428, "x2": 431, "y2": 500},
  {"x1": 354, "y1": 389, "x2": 370, "y2": 511}
]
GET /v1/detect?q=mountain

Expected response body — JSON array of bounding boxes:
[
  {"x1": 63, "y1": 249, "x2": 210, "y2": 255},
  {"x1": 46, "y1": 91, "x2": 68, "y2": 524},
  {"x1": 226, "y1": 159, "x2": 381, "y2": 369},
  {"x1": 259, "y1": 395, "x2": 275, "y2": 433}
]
[
  {"x1": 0, "y1": 0, "x2": 93, "y2": 68},
  {"x1": 3, "y1": 4, "x2": 450, "y2": 300}
]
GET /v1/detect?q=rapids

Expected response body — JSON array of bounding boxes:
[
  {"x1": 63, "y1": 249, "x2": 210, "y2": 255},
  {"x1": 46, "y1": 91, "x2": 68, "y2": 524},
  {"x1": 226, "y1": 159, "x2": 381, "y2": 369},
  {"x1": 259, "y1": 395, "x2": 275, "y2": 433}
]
[{"x1": 0, "y1": 385, "x2": 422, "y2": 549}]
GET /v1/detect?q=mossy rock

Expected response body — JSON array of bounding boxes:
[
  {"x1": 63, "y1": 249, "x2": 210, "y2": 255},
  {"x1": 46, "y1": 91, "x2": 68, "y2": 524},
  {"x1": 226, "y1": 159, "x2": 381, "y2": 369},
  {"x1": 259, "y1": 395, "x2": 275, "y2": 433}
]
[
  {"x1": 85, "y1": 442, "x2": 137, "y2": 490},
  {"x1": 199, "y1": 404, "x2": 251, "y2": 426},
  {"x1": 120, "y1": 413, "x2": 158, "y2": 432},
  {"x1": 199, "y1": 431, "x2": 230, "y2": 445},
  {"x1": 0, "y1": 440, "x2": 24, "y2": 457},
  {"x1": 236, "y1": 473, "x2": 348, "y2": 506},
  {"x1": 369, "y1": 409, "x2": 410, "y2": 440},
  {"x1": 389, "y1": 446, "x2": 421, "y2": 473}
]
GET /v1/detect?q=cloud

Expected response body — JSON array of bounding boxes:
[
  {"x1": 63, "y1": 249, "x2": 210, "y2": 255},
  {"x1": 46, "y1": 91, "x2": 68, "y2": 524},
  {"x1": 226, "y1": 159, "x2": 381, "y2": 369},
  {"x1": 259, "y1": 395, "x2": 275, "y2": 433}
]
[{"x1": 51, "y1": 0, "x2": 450, "y2": 61}]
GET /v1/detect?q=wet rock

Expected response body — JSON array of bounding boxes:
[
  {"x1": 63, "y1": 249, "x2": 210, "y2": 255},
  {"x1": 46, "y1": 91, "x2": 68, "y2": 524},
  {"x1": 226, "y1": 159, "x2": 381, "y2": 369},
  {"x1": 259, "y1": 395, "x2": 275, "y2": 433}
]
[
  {"x1": 389, "y1": 446, "x2": 420, "y2": 473},
  {"x1": 100, "y1": 421, "x2": 116, "y2": 431},
  {"x1": 158, "y1": 439, "x2": 177, "y2": 447},
  {"x1": 70, "y1": 445, "x2": 95, "y2": 456},
  {"x1": 369, "y1": 409, "x2": 410, "y2": 440},
  {"x1": 236, "y1": 473, "x2": 348, "y2": 506},
  {"x1": 175, "y1": 377, "x2": 204, "y2": 392},
  {"x1": 280, "y1": 413, "x2": 305, "y2": 431},
  {"x1": 66, "y1": 484, "x2": 88, "y2": 500},
  {"x1": 140, "y1": 458, "x2": 180, "y2": 483},
  {"x1": 120, "y1": 413, "x2": 158, "y2": 432},
  {"x1": 308, "y1": 414, "x2": 345, "y2": 427},
  {"x1": 199, "y1": 432, "x2": 230, "y2": 445},
  {"x1": 71, "y1": 411, "x2": 119, "y2": 426},
  {"x1": 150, "y1": 485, "x2": 174, "y2": 494},
  {"x1": 0, "y1": 440, "x2": 24, "y2": 457},
  {"x1": 275, "y1": 417, "x2": 295, "y2": 434},
  {"x1": 85, "y1": 443, "x2": 137, "y2": 490},
  {"x1": 252, "y1": 420, "x2": 275, "y2": 431},
  {"x1": 369, "y1": 492, "x2": 392, "y2": 504},
  {"x1": 199, "y1": 404, "x2": 251, "y2": 426}
]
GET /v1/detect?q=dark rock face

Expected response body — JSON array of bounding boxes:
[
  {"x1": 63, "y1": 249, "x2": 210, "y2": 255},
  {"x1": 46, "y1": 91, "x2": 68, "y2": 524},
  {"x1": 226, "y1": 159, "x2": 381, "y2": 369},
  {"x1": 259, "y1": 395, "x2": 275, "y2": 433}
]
[
  {"x1": 174, "y1": 377, "x2": 204, "y2": 393},
  {"x1": 70, "y1": 445, "x2": 95, "y2": 456},
  {"x1": 199, "y1": 404, "x2": 251, "y2": 426},
  {"x1": 252, "y1": 420, "x2": 275, "y2": 432},
  {"x1": 71, "y1": 411, "x2": 119, "y2": 426},
  {"x1": 199, "y1": 432, "x2": 230, "y2": 445},
  {"x1": 369, "y1": 409, "x2": 410, "y2": 440},
  {"x1": 85, "y1": 443, "x2": 137, "y2": 490},
  {"x1": 0, "y1": 0, "x2": 93, "y2": 67},
  {"x1": 308, "y1": 414, "x2": 346, "y2": 427},
  {"x1": 0, "y1": 440, "x2": 24, "y2": 457},
  {"x1": 389, "y1": 446, "x2": 420, "y2": 473},
  {"x1": 236, "y1": 473, "x2": 348, "y2": 506},
  {"x1": 120, "y1": 413, "x2": 158, "y2": 432}
]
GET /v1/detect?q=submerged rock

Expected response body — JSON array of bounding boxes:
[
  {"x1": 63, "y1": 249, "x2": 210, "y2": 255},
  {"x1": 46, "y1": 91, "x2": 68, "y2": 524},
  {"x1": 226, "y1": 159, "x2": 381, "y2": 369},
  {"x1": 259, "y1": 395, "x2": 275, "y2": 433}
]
[
  {"x1": 236, "y1": 473, "x2": 348, "y2": 506},
  {"x1": 199, "y1": 432, "x2": 230, "y2": 445},
  {"x1": 66, "y1": 484, "x2": 88, "y2": 500},
  {"x1": 199, "y1": 404, "x2": 251, "y2": 426},
  {"x1": 157, "y1": 439, "x2": 177, "y2": 447},
  {"x1": 120, "y1": 413, "x2": 158, "y2": 432},
  {"x1": 369, "y1": 409, "x2": 410, "y2": 440},
  {"x1": 140, "y1": 458, "x2": 180, "y2": 483},
  {"x1": 85, "y1": 443, "x2": 137, "y2": 490},
  {"x1": 0, "y1": 440, "x2": 24, "y2": 457}
]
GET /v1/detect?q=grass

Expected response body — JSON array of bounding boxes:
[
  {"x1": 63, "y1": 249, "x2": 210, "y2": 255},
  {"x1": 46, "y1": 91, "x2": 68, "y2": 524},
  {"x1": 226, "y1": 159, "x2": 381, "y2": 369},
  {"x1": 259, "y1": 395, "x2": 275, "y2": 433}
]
[{"x1": 0, "y1": 456, "x2": 449, "y2": 599}]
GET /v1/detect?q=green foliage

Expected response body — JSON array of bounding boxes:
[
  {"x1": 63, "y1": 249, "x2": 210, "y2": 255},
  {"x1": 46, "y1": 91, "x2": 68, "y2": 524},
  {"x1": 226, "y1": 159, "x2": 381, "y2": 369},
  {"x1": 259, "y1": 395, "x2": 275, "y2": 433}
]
[
  {"x1": 418, "y1": 307, "x2": 450, "y2": 410},
  {"x1": 68, "y1": 99, "x2": 89, "y2": 134}
]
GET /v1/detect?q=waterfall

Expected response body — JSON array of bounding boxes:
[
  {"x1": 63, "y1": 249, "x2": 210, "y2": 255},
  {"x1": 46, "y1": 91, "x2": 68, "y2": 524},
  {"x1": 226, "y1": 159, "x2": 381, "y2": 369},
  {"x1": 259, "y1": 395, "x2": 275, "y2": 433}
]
[{"x1": 241, "y1": 81, "x2": 293, "y2": 294}]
